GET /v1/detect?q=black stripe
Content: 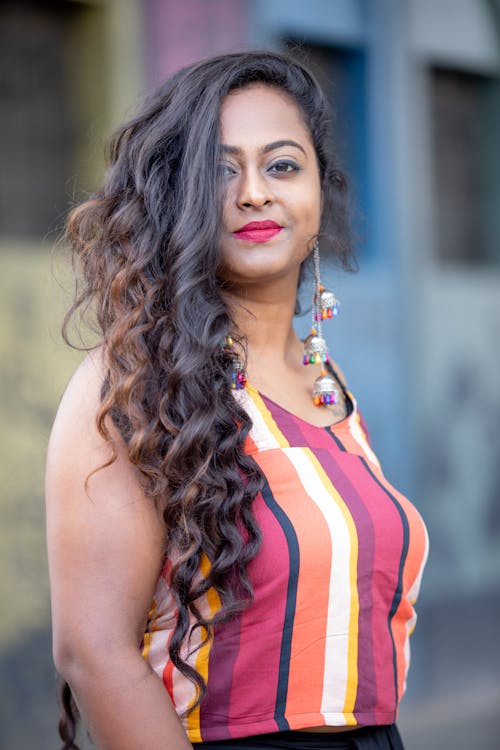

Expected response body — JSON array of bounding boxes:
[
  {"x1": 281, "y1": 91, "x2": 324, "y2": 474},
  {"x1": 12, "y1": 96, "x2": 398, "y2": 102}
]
[
  {"x1": 261, "y1": 479, "x2": 300, "y2": 730},
  {"x1": 359, "y1": 458, "x2": 410, "y2": 705},
  {"x1": 323, "y1": 360, "x2": 353, "y2": 452},
  {"x1": 324, "y1": 425, "x2": 347, "y2": 451}
]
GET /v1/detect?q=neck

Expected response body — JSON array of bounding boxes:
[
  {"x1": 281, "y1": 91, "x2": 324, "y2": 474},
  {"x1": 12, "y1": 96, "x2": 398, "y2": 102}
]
[{"x1": 223, "y1": 273, "x2": 304, "y2": 374}]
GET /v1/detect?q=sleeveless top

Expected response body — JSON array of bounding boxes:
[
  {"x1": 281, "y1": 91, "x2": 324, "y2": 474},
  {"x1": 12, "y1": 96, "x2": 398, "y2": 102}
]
[{"x1": 142, "y1": 372, "x2": 429, "y2": 743}]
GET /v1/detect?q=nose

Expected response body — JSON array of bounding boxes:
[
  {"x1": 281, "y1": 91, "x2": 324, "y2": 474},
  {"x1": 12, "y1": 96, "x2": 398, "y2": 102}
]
[{"x1": 236, "y1": 166, "x2": 272, "y2": 209}]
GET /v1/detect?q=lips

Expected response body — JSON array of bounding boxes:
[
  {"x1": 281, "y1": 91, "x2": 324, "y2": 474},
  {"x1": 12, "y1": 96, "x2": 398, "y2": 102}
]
[{"x1": 233, "y1": 220, "x2": 283, "y2": 243}]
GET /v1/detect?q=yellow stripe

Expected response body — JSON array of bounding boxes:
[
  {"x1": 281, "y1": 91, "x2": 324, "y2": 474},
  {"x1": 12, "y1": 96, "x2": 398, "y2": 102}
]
[
  {"x1": 141, "y1": 600, "x2": 157, "y2": 661},
  {"x1": 306, "y1": 449, "x2": 359, "y2": 721},
  {"x1": 186, "y1": 553, "x2": 222, "y2": 741},
  {"x1": 245, "y1": 385, "x2": 290, "y2": 448}
]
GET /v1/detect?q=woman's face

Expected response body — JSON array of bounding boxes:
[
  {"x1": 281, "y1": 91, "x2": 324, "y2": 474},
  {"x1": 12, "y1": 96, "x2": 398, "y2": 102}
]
[{"x1": 218, "y1": 83, "x2": 322, "y2": 287}]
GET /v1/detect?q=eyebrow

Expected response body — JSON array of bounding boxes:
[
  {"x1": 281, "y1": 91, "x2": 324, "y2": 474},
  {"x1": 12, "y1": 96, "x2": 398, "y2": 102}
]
[{"x1": 220, "y1": 139, "x2": 306, "y2": 156}]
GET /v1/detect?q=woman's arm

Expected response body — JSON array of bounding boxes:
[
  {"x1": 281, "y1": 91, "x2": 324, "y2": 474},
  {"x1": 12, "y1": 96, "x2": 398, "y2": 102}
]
[{"x1": 45, "y1": 351, "x2": 193, "y2": 750}]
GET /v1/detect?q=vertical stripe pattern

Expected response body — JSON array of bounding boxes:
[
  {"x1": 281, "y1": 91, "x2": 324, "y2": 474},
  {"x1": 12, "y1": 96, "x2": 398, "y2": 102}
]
[{"x1": 143, "y1": 382, "x2": 429, "y2": 742}]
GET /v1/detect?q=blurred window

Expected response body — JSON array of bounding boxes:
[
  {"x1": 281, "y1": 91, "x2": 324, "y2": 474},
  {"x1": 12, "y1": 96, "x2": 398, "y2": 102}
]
[
  {"x1": 284, "y1": 41, "x2": 371, "y2": 258},
  {"x1": 0, "y1": 1, "x2": 105, "y2": 240},
  {"x1": 431, "y1": 66, "x2": 500, "y2": 266}
]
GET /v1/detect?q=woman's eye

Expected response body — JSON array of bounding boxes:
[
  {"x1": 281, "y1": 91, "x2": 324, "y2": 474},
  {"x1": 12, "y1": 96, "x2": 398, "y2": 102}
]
[
  {"x1": 218, "y1": 163, "x2": 237, "y2": 177},
  {"x1": 269, "y1": 161, "x2": 299, "y2": 174}
]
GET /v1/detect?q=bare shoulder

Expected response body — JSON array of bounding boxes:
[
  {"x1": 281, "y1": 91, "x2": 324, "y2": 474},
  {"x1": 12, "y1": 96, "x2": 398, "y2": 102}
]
[
  {"x1": 47, "y1": 347, "x2": 114, "y2": 487},
  {"x1": 52, "y1": 346, "x2": 107, "y2": 432},
  {"x1": 46, "y1": 344, "x2": 155, "y2": 517},
  {"x1": 46, "y1": 347, "x2": 166, "y2": 657}
]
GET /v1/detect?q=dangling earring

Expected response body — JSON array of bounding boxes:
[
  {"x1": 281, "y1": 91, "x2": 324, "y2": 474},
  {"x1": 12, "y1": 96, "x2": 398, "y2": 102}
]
[
  {"x1": 223, "y1": 336, "x2": 247, "y2": 390},
  {"x1": 303, "y1": 240, "x2": 340, "y2": 406}
]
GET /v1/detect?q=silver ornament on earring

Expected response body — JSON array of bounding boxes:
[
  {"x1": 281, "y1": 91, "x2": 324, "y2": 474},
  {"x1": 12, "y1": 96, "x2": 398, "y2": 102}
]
[
  {"x1": 315, "y1": 287, "x2": 340, "y2": 320},
  {"x1": 303, "y1": 332, "x2": 329, "y2": 365},
  {"x1": 312, "y1": 372, "x2": 339, "y2": 406},
  {"x1": 302, "y1": 239, "x2": 340, "y2": 406}
]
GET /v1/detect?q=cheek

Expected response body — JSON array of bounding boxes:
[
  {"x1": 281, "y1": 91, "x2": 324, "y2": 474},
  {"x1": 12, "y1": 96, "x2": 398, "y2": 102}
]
[
  {"x1": 298, "y1": 194, "x2": 322, "y2": 235},
  {"x1": 297, "y1": 173, "x2": 322, "y2": 226},
  {"x1": 221, "y1": 194, "x2": 231, "y2": 229}
]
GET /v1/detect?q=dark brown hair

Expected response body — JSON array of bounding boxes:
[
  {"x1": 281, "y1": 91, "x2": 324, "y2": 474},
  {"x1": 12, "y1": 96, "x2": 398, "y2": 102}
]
[{"x1": 58, "y1": 49, "x2": 355, "y2": 749}]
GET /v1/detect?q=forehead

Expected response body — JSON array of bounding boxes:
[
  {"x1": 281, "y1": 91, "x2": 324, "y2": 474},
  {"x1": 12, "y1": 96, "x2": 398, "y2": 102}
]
[{"x1": 219, "y1": 83, "x2": 313, "y2": 148}]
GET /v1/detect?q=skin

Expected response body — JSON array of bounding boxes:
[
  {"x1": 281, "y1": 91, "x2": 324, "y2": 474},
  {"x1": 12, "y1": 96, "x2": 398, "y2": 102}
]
[
  {"x1": 46, "y1": 351, "x2": 194, "y2": 750},
  {"x1": 45, "y1": 83, "x2": 352, "y2": 750},
  {"x1": 219, "y1": 83, "x2": 349, "y2": 430}
]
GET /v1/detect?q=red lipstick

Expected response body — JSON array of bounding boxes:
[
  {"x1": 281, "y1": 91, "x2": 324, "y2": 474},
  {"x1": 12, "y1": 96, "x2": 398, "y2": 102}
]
[{"x1": 233, "y1": 220, "x2": 282, "y2": 243}]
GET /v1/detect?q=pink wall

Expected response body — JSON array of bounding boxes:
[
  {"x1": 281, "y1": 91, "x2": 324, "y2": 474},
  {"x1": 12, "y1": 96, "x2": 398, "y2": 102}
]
[{"x1": 145, "y1": 0, "x2": 250, "y2": 84}]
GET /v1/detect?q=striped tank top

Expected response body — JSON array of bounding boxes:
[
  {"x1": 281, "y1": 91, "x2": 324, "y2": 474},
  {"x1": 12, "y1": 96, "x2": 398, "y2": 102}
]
[{"x1": 143, "y1": 373, "x2": 429, "y2": 743}]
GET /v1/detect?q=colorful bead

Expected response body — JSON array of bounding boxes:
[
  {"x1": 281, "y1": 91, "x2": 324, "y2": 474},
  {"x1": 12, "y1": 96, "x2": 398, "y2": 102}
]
[
  {"x1": 303, "y1": 331, "x2": 328, "y2": 367},
  {"x1": 230, "y1": 362, "x2": 246, "y2": 389},
  {"x1": 314, "y1": 286, "x2": 340, "y2": 321},
  {"x1": 223, "y1": 336, "x2": 247, "y2": 390},
  {"x1": 312, "y1": 372, "x2": 339, "y2": 406}
]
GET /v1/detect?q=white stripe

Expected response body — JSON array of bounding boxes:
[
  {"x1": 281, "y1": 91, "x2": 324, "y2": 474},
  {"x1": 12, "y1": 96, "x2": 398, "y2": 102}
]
[
  {"x1": 348, "y1": 404, "x2": 380, "y2": 467},
  {"x1": 402, "y1": 520, "x2": 429, "y2": 692},
  {"x1": 146, "y1": 577, "x2": 174, "y2": 677},
  {"x1": 283, "y1": 447, "x2": 354, "y2": 717},
  {"x1": 232, "y1": 388, "x2": 281, "y2": 450},
  {"x1": 402, "y1": 610, "x2": 416, "y2": 694},
  {"x1": 147, "y1": 627, "x2": 171, "y2": 678},
  {"x1": 145, "y1": 575, "x2": 199, "y2": 717}
]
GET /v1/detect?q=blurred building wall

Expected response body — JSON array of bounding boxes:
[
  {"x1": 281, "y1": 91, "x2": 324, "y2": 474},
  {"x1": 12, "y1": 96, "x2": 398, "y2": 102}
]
[
  {"x1": 146, "y1": 0, "x2": 249, "y2": 81},
  {"x1": 1, "y1": 1, "x2": 499, "y2": 748}
]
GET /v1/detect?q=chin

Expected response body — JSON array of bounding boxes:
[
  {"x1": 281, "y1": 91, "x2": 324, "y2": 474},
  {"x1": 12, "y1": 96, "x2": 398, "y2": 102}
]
[
  {"x1": 219, "y1": 247, "x2": 304, "y2": 285},
  {"x1": 221, "y1": 265, "x2": 300, "y2": 288}
]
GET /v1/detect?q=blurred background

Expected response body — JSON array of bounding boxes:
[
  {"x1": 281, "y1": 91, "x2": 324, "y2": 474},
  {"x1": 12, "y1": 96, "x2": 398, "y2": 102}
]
[{"x1": 1, "y1": 0, "x2": 499, "y2": 748}]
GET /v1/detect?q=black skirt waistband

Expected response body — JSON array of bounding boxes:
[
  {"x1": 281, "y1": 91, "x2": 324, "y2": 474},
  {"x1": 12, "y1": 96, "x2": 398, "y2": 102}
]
[{"x1": 192, "y1": 723, "x2": 405, "y2": 750}]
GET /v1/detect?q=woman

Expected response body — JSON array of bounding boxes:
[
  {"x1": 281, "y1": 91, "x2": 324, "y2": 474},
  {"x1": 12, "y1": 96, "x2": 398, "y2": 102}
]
[{"x1": 46, "y1": 51, "x2": 428, "y2": 750}]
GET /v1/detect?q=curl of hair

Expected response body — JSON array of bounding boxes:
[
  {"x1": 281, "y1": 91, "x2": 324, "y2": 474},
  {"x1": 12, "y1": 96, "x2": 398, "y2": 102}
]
[{"x1": 58, "y1": 50, "x2": 356, "y2": 747}]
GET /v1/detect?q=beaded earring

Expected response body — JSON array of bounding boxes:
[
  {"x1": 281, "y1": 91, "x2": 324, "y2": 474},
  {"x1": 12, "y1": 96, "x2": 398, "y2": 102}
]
[
  {"x1": 303, "y1": 240, "x2": 340, "y2": 406},
  {"x1": 223, "y1": 336, "x2": 247, "y2": 390}
]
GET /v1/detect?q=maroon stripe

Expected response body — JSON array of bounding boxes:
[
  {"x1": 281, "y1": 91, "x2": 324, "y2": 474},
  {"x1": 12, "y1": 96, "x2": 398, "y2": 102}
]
[
  {"x1": 199, "y1": 491, "x2": 291, "y2": 738},
  {"x1": 259, "y1": 394, "x2": 348, "y2": 453},
  {"x1": 199, "y1": 609, "x2": 243, "y2": 740}
]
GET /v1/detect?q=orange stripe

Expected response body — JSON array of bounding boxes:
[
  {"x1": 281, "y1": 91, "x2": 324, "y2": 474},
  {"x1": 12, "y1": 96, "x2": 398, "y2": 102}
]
[
  {"x1": 243, "y1": 430, "x2": 259, "y2": 455},
  {"x1": 304, "y1": 449, "x2": 359, "y2": 721},
  {"x1": 339, "y1": 419, "x2": 378, "y2": 465},
  {"x1": 255, "y1": 449, "x2": 331, "y2": 725},
  {"x1": 333, "y1": 421, "x2": 369, "y2": 456},
  {"x1": 376, "y1": 475, "x2": 428, "y2": 699}
]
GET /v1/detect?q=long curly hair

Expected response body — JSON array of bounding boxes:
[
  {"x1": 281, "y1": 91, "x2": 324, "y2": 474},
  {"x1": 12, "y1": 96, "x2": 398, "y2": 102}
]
[{"x1": 57, "y1": 49, "x2": 356, "y2": 749}]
